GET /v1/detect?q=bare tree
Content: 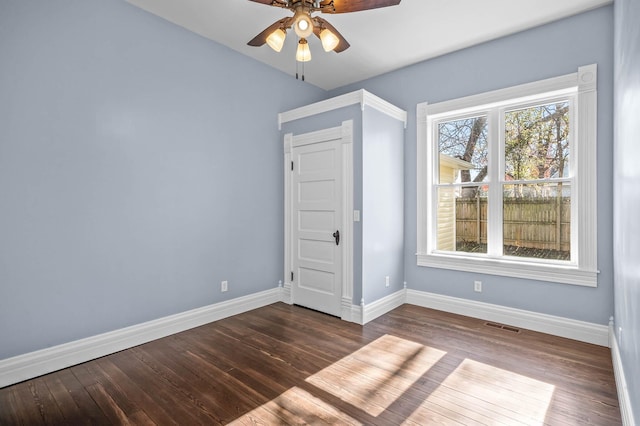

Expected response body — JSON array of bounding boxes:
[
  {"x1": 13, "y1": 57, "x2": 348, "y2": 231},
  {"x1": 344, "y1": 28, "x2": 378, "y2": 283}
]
[{"x1": 438, "y1": 116, "x2": 487, "y2": 198}]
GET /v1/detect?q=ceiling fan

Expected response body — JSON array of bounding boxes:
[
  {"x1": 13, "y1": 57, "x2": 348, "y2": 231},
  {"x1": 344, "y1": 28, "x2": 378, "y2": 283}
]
[{"x1": 247, "y1": 0, "x2": 401, "y2": 63}]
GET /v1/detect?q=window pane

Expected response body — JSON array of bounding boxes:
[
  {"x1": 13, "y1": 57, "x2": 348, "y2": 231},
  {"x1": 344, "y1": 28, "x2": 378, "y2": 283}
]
[
  {"x1": 438, "y1": 116, "x2": 488, "y2": 184},
  {"x1": 503, "y1": 183, "x2": 570, "y2": 260},
  {"x1": 504, "y1": 101, "x2": 570, "y2": 181},
  {"x1": 436, "y1": 186, "x2": 488, "y2": 253}
]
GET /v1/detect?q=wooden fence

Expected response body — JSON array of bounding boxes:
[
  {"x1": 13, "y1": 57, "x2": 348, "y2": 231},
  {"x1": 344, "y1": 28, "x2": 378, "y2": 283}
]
[{"x1": 456, "y1": 197, "x2": 570, "y2": 252}]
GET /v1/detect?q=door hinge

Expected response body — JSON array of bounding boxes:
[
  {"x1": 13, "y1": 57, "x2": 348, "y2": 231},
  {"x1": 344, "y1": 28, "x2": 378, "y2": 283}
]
[
  {"x1": 291, "y1": 271, "x2": 294, "y2": 281},
  {"x1": 291, "y1": 161, "x2": 294, "y2": 171}
]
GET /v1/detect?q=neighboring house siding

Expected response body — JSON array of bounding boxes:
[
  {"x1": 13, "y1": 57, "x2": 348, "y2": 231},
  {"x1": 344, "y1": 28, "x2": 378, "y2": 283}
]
[{"x1": 437, "y1": 155, "x2": 474, "y2": 252}]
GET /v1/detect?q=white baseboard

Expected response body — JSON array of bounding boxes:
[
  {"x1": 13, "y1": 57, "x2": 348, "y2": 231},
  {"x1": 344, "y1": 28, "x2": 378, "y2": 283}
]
[
  {"x1": 1, "y1": 286, "x2": 613, "y2": 389},
  {"x1": 341, "y1": 297, "x2": 359, "y2": 323},
  {"x1": 362, "y1": 290, "x2": 406, "y2": 325},
  {"x1": 281, "y1": 281, "x2": 292, "y2": 305},
  {"x1": 345, "y1": 303, "x2": 363, "y2": 324},
  {"x1": 406, "y1": 289, "x2": 609, "y2": 347},
  {"x1": 0, "y1": 288, "x2": 281, "y2": 388},
  {"x1": 610, "y1": 323, "x2": 637, "y2": 426}
]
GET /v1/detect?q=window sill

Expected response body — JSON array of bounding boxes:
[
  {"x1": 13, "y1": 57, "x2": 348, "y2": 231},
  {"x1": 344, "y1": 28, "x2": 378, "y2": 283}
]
[{"x1": 416, "y1": 253, "x2": 597, "y2": 287}]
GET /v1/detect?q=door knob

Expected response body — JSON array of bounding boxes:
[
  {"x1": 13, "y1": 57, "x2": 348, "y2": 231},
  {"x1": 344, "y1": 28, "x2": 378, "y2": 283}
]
[{"x1": 333, "y1": 230, "x2": 340, "y2": 246}]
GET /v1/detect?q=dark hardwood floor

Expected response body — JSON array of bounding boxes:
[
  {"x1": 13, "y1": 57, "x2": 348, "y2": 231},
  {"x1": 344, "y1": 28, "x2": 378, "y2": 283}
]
[{"x1": 0, "y1": 303, "x2": 621, "y2": 425}]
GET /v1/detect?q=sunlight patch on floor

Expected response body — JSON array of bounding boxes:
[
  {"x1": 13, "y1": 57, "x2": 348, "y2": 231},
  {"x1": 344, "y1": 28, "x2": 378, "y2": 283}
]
[
  {"x1": 305, "y1": 334, "x2": 447, "y2": 417},
  {"x1": 403, "y1": 358, "x2": 556, "y2": 425},
  {"x1": 229, "y1": 386, "x2": 362, "y2": 425}
]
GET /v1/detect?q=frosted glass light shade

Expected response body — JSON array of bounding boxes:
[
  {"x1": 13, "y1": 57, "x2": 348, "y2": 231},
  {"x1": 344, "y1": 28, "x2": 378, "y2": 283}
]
[
  {"x1": 266, "y1": 29, "x2": 286, "y2": 52},
  {"x1": 320, "y1": 29, "x2": 339, "y2": 52},
  {"x1": 296, "y1": 38, "x2": 311, "y2": 62},
  {"x1": 293, "y1": 11, "x2": 314, "y2": 38}
]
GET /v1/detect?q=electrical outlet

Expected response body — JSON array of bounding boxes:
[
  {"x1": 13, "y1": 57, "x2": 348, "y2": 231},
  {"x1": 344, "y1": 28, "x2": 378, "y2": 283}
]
[
  {"x1": 385, "y1": 276, "x2": 390, "y2": 287},
  {"x1": 474, "y1": 280, "x2": 482, "y2": 292},
  {"x1": 221, "y1": 280, "x2": 228, "y2": 292}
]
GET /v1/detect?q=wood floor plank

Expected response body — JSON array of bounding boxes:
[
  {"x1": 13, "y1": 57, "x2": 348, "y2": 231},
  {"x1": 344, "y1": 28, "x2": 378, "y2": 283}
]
[
  {"x1": 0, "y1": 302, "x2": 622, "y2": 425},
  {"x1": 10, "y1": 382, "x2": 46, "y2": 425},
  {"x1": 28, "y1": 379, "x2": 67, "y2": 425},
  {"x1": 82, "y1": 360, "x2": 140, "y2": 417},
  {"x1": 84, "y1": 383, "x2": 131, "y2": 425},
  {"x1": 91, "y1": 357, "x2": 179, "y2": 425},
  {"x1": 130, "y1": 343, "x2": 269, "y2": 423},
  {"x1": 126, "y1": 410, "x2": 157, "y2": 426},
  {"x1": 0, "y1": 385, "x2": 22, "y2": 426},
  {"x1": 42, "y1": 373, "x2": 88, "y2": 425},
  {"x1": 107, "y1": 351, "x2": 216, "y2": 424},
  {"x1": 57, "y1": 367, "x2": 111, "y2": 425}
]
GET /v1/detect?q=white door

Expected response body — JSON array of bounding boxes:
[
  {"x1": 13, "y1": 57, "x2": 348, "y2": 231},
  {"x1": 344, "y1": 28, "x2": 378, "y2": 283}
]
[{"x1": 291, "y1": 136, "x2": 343, "y2": 317}]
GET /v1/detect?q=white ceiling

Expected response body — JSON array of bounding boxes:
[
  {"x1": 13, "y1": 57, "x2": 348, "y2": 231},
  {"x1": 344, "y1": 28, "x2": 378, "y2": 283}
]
[{"x1": 125, "y1": 0, "x2": 611, "y2": 91}]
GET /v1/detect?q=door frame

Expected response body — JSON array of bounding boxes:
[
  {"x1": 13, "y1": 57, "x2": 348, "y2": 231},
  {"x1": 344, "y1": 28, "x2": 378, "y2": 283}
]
[{"x1": 283, "y1": 120, "x2": 354, "y2": 321}]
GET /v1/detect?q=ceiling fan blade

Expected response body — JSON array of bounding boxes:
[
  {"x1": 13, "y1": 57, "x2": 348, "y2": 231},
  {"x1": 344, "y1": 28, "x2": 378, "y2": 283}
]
[
  {"x1": 247, "y1": 0, "x2": 283, "y2": 5},
  {"x1": 319, "y1": 0, "x2": 401, "y2": 14},
  {"x1": 247, "y1": 17, "x2": 292, "y2": 46},
  {"x1": 313, "y1": 17, "x2": 350, "y2": 53}
]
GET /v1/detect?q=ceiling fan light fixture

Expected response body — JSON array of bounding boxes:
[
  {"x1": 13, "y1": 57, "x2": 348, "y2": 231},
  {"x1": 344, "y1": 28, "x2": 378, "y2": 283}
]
[
  {"x1": 293, "y1": 10, "x2": 314, "y2": 38},
  {"x1": 266, "y1": 28, "x2": 286, "y2": 52},
  {"x1": 296, "y1": 38, "x2": 311, "y2": 62},
  {"x1": 320, "y1": 28, "x2": 340, "y2": 52}
]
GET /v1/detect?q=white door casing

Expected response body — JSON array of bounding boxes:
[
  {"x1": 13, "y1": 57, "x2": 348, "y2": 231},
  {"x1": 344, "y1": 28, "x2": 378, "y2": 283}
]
[{"x1": 284, "y1": 121, "x2": 354, "y2": 320}]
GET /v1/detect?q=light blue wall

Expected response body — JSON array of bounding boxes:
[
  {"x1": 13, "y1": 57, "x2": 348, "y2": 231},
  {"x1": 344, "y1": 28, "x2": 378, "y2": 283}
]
[
  {"x1": 362, "y1": 107, "x2": 404, "y2": 303},
  {"x1": 0, "y1": 0, "x2": 324, "y2": 359},
  {"x1": 330, "y1": 6, "x2": 615, "y2": 324},
  {"x1": 614, "y1": 0, "x2": 640, "y2": 420}
]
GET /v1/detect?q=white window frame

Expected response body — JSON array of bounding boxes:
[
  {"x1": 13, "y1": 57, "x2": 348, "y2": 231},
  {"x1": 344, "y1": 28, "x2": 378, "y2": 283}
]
[{"x1": 417, "y1": 64, "x2": 598, "y2": 287}]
